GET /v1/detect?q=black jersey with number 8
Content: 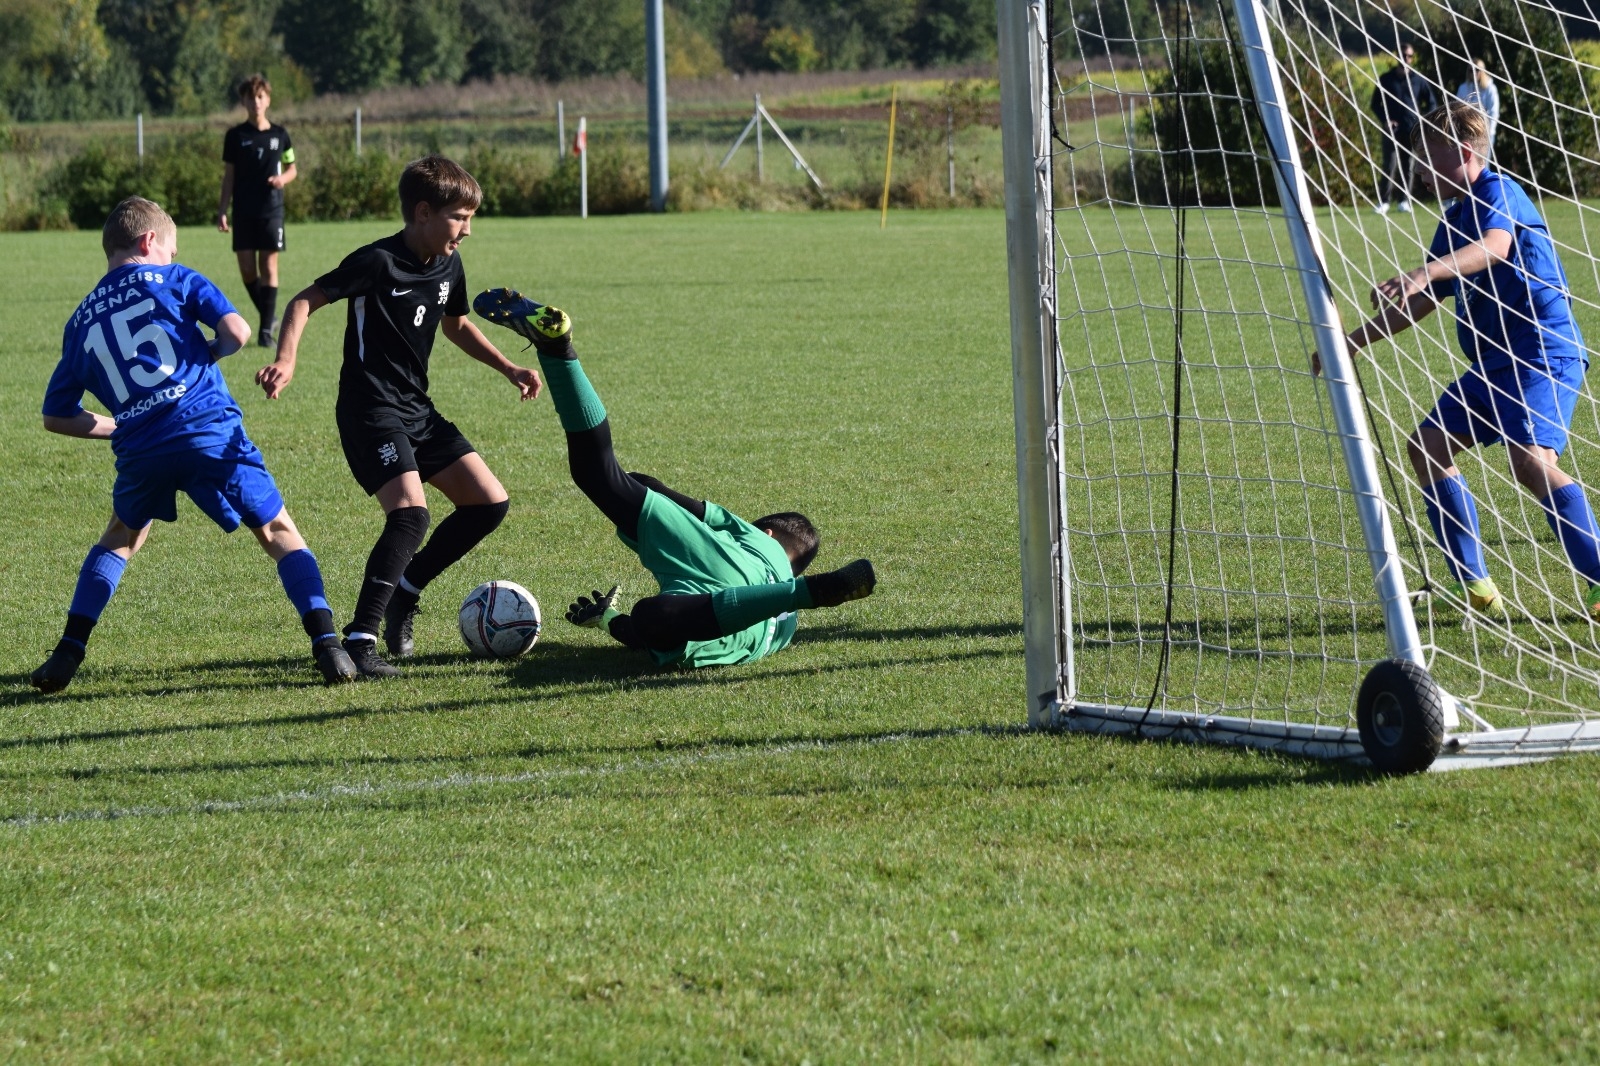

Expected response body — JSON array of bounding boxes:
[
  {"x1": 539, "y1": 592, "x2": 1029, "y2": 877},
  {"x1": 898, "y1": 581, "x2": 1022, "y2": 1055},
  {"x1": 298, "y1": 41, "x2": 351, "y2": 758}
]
[{"x1": 315, "y1": 232, "x2": 469, "y2": 423}]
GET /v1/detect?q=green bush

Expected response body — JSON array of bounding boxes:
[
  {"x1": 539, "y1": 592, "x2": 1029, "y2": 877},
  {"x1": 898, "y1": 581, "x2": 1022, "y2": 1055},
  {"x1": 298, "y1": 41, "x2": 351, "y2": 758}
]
[{"x1": 287, "y1": 147, "x2": 398, "y2": 222}]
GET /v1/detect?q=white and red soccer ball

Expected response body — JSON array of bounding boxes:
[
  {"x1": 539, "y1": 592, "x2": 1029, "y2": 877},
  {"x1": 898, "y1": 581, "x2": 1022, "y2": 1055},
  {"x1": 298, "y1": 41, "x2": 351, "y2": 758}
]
[{"x1": 458, "y1": 580, "x2": 542, "y2": 659}]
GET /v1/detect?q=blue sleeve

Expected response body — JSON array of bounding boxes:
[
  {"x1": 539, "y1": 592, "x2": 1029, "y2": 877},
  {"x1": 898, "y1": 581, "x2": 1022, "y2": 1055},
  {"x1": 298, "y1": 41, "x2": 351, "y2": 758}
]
[
  {"x1": 42, "y1": 325, "x2": 86, "y2": 418},
  {"x1": 1426, "y1": 221, "x2": 1455, "y2": 300},
  {"x1": 1471, "y1": 177, "x2": 1517, "y2": 241},
  {"x1": 186, "y1": 269, "x2": 237, "y2": 330}
]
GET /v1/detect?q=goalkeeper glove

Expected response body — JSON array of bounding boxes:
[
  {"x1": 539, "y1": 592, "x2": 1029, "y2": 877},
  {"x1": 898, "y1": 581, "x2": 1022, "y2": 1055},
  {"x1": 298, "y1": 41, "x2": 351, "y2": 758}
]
[{"x1": 566, "y1": 585, "x2": 622, "y2": 630}]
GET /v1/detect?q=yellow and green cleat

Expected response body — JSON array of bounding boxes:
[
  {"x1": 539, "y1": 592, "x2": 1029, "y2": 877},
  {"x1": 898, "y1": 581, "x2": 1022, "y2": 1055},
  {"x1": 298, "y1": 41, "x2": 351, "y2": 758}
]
[
  {"x1": 1452, "y1": 576, "x2": 1507, "y2": 619},
  {"x1": 472, "y1": 288, "x2": 571, "y2": 349}
]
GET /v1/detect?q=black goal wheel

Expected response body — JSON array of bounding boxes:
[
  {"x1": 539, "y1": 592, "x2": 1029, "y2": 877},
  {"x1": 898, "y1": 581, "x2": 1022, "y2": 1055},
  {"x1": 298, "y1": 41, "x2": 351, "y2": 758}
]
[{"x1": 1356, "y1": 658, "x2": 1446, "y2": 775}]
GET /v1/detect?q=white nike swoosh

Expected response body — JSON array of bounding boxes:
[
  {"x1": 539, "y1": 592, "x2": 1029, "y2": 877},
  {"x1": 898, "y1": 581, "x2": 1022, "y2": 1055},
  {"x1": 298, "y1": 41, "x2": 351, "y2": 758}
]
[{"x1": 392, "y1": 288, "x2": 412, "y2": 296}]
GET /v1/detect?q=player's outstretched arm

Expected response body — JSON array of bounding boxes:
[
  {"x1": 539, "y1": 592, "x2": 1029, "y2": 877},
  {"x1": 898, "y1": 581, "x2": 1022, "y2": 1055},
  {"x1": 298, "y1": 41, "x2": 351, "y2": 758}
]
[
  {"x1": 210, "y1": 312, "x2": 252, "y2": 361},
  {"x1": 257, "y1": 284, "x2": 328, "y2": 399},
  {"x1": 43, "y1": 411, "x2": 114, "y2": 440},
  {"x1": 441, "y1": 315, "x2": 542, "y2": 401}
]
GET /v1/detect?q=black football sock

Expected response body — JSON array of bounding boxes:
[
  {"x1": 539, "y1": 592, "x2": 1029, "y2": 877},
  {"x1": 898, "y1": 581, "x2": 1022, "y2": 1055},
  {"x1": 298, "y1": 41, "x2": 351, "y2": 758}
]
[
  {"x1": 402, "y1": 500, "x2": 510, "y2": 591},
  {"x1": 259, "y1": 285, "x2": 278, "y2": 329},
  {"x1": 301, "y1": 607, "x2": 338, "y2": 647},
  {"x1": 346, "y1": 506, "x2": 430, "y2": 638},
  {"x1": 243, "y1": 278, "x2": 263, "y2": 314},
  {"x1": 62, "y1": 611, "x2": 97, "y2": 650}
]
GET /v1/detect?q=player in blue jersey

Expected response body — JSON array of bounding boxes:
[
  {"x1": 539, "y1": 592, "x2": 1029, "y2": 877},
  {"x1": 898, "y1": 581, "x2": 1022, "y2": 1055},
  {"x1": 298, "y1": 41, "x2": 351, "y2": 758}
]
[
  {"x1": 1341, "y1": 100, "x2": 1600, "y2": 620},
  {"x1": 32, "y1": 197, "x2": 358, "y2": 692}
]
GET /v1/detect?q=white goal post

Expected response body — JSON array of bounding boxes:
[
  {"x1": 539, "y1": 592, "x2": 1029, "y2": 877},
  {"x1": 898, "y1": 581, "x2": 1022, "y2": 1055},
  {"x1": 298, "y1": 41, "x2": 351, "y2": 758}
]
[{"x1": 999, "y1": 0, "x2": 1600, "y2": 771}]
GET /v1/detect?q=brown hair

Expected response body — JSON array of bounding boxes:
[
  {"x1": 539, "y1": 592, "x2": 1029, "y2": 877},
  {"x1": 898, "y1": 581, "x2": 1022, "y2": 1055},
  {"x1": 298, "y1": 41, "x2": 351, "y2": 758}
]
[
  {"x1": 238, "y1": 74, "x2": 271, "y2": 102},
  {"x1": 102, "y1": 197, "x2": 175, "y2": 257},
  {"x1": 1412, "y1": 99, "x2": 1492, "y2": 157},
  {"x1": 398, "y1": 154, "x2": 483, "y2": 223}
]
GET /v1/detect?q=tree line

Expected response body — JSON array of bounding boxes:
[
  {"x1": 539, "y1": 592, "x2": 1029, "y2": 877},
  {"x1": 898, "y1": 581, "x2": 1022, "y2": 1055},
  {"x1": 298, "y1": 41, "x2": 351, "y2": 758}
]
[{"x1": 0, "y1": 0, "x2": 996, "y2": 123}]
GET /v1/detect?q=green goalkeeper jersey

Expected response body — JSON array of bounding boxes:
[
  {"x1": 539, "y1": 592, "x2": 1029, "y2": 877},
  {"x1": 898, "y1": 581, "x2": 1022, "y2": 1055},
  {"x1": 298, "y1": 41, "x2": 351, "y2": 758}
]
[{"x1": 619, "y1": 491, "x2": 799, "y2": 668}]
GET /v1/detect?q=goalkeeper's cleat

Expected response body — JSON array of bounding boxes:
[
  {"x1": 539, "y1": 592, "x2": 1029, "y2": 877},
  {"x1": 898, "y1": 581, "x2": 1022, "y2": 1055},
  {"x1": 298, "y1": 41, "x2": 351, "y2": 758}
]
[
  {"x1": 313, "y1": 639, "x2": 359, "y2": 685},
  {"x1": 30, "y1": 641, "x2": 85, "y2": 694},
  {"x1": 1453, "y1": 577, "x2": 1507, "y2": 618},
  {"x1": 566, "y1": 585, "x2": 621, "y2": 629},
  {"x1": 1585, "y1": 584, "x2": 1600, "y2": 622},
  {"x1": 383, "y1": 587, "x2": 421, "y2": 658},
  {"x1": 343, "y1": 637, "x2": 401, "y2": 680},
  {"x1": 806, "y1": 559, "x2": 877, "y2": 608},
  {"x1": 473, "y1": 288, "x2": 571, "y2": 352}
]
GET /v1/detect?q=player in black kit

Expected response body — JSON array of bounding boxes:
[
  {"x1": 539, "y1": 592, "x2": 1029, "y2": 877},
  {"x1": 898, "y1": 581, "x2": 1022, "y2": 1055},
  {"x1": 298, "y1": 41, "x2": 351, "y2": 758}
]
[
  {"x1": 256, "y1": 155, "x2": 543, "y2": 678},
  {"x1": 218, "y1": 74, "x2": 296, "y2": 347}
]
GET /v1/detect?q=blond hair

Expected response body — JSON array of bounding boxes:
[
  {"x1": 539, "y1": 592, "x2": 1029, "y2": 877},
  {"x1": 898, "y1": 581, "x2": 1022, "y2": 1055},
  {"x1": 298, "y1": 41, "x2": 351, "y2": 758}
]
[
  {"x1": 1412, "y1": 99, "x2": 1492, "y2": 157},
  {"x1": 102, "y1": 196, "x2": 175, "y2": 257}
]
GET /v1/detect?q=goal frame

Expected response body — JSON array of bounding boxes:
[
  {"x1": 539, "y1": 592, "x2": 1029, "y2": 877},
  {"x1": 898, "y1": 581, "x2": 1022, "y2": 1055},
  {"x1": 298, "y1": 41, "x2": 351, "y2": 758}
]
[{"x1": 997, "y1": 0, "x2": 1600, "y2": 770}]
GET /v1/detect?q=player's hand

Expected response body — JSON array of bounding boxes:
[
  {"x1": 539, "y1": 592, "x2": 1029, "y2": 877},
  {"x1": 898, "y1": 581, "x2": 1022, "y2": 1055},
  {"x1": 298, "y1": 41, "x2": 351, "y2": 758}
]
[
  {"x1": 216, "y1": 212, "x2": 229, "y2": 233},
  {"x1": 266, "y1": 175, "x2": 285, "y2": 189},
  {"x1": 566, "y1": 586, "x2": 620, "y2": 628},
  {"x1": 1372, "y1": 268, "x2": 1429, "y2": 309},
  {"x1": 255, "y1": 359, "x2": 295, "y2": 399},
  {"x1": 507, "y1": 365, "x2": 542, "y2": 401}
]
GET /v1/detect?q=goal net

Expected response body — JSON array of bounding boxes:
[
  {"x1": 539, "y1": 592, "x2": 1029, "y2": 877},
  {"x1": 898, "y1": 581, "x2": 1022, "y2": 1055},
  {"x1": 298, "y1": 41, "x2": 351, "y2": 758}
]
[{"x1": 998, "y1": 0, "x2": 1600, "y2": 770}]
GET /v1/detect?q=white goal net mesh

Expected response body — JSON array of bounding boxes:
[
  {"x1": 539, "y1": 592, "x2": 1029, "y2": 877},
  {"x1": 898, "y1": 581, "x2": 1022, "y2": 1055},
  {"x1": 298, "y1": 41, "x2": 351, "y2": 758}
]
[{"x1": 1049, "y1": 0, "x2": 1600, "y2": 728}]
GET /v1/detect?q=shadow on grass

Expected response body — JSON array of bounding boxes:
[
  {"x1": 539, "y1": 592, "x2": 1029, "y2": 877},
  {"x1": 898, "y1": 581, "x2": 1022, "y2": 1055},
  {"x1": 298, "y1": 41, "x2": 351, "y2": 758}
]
[
  {"x1": 0, "y1": 637, "x2": 1018, "y2": 752},
  {"x1": 5, "y1": 724, "x2": 1030, "y2": 784}
]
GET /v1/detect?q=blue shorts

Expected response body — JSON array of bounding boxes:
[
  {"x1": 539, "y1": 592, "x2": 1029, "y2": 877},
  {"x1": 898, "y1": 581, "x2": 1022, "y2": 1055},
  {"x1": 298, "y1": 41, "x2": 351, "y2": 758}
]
[
  {"x1": 1422, "y1": 357, "x2": 1588, "y2": 453},
  {"x1": 112, "y1": 435, "x2": 284, "y2": 532}
]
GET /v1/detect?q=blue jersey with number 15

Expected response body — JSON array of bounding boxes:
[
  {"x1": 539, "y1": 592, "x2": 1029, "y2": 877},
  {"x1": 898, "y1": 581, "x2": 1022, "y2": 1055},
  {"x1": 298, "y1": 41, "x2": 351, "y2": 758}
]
[{"x1": 44, "y1": 263, "x2": 243, "y2": 459}]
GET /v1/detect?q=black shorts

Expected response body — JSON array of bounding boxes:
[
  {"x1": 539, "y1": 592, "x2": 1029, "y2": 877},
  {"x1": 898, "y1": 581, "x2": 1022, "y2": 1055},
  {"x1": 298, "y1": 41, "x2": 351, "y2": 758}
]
[
  {"x1": 337, "y1": 407, "x2": 476, "y2": 496},
  {"x1": 232, "y1": 213, "x2": 285, "y2": 252}
]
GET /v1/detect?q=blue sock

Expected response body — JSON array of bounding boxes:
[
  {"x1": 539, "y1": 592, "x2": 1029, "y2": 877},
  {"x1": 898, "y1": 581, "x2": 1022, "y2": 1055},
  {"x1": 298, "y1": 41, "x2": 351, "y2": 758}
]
[
  {"x1": 67, "y1": 546, "x2": 127, "y2": 630},
  {"x1": 1541, "y1": 483, "x2": 1600, "y2": 586},
  {"x1": 277, "y1": 549, "x2": 331, "y2": 621},
  {"x1": 1423, "y1": 474, "x2": 1488, "y2": 582}
]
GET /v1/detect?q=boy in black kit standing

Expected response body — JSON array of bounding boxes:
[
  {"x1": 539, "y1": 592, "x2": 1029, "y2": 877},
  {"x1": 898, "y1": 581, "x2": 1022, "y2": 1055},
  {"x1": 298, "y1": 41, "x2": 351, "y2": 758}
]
[
  {"x1": 256, "y1": 155, "x2": 542, "y2": 678},
  {"x1": 218, "y1": 74, "x2": 295, "y2": 346}
]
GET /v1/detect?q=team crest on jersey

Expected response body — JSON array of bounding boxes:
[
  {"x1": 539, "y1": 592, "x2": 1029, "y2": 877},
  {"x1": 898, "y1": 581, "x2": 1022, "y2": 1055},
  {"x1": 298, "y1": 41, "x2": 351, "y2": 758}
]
[
  {"x1": 378, "y1": 442, "x2": 399, "y2": 466},
  {"x1": 438, "y1": 282, "x2": 450, "y2": 305},
  {"x1": 270, "y1": 137, "x2": 279, "y2": 150}
]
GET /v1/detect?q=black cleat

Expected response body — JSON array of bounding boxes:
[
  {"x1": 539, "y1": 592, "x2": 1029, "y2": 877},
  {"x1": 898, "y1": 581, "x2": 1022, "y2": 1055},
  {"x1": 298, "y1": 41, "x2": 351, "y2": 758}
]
[
  {"x1": 383, "y1": 589, "x2": 421, "y2": 658},
  {"x1": 314, "y1": 640, "x2": 359, "y2": 685},
  {"x1": 343, "y1": 637, "x2": 401, "y2": 679},
  {"x1": 258, "y1": 321, "x2": 276, "y2": 348},
  {"x1": 472, "y1": 288, "x2": 572, "y2": 353},
  {"x1": 30, "y1": 641, "x2": 85, "y2": 694},
  {"x1": 806, "y1": 559, "x2": 877, "y2": 608}
]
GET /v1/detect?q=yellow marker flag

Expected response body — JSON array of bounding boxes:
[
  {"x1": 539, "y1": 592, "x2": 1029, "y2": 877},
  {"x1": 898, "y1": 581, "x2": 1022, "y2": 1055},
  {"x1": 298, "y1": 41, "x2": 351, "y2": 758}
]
[{"x1": 880, "y1": 84, "x2": 897, "y2": 230}]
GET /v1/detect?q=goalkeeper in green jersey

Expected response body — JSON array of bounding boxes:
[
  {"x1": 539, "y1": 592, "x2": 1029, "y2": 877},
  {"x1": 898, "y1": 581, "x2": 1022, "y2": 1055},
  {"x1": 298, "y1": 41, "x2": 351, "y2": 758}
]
[{"x1": 474, "y1": 289, "x2": 876, "y2": 668}]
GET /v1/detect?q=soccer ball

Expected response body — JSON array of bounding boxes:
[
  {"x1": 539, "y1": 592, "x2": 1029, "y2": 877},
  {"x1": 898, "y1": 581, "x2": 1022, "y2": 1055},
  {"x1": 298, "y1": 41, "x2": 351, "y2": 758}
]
[{"x1": 458, "y1": 581, "x2": 542, "y2": 659}]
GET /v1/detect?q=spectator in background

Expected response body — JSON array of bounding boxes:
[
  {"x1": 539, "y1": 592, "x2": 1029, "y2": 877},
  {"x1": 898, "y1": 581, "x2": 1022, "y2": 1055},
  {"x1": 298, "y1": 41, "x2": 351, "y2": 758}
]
[
  {"x1": 1457, "y1": 59, "x2": 1501, "y2": 161},
  {"x1": 1371, "y1": 44, "x2": 1438, "y2": 215}
]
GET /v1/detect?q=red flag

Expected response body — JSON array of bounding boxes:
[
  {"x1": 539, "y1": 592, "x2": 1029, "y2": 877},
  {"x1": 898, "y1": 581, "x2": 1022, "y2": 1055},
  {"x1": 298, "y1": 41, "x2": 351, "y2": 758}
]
[{"x1": 574, "y1": 127, "x2": 587, "y2": 154}]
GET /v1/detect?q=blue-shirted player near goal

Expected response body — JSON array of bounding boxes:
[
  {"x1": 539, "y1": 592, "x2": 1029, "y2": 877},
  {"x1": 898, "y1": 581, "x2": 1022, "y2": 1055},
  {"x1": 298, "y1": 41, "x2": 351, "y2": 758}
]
[
  {"x1": 1342, "y1": 99, "x2": 1600, "y2": 619},
  {"x1": 31, "y1": 196, "x2": 358, "y2": 692}
]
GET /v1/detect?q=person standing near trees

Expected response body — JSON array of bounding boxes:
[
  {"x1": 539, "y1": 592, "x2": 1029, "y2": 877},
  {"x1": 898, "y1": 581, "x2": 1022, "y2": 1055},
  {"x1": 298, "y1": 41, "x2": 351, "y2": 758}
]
[
  {"x1": 218, "y1": 74, "x2": 296, "y2": 347},
  {"x1": 1371, "y1": 43, "x2": 1437, "y2": 215},
  {"x1": 1457, "y1": 59, "x2": 1500, "y2": 161}
]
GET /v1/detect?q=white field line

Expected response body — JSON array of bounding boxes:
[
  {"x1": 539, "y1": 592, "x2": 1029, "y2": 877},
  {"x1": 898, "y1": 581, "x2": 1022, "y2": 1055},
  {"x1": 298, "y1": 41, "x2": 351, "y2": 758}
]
[{"x1": 3, "y1": 730, "x2": 965, "y2": 830}]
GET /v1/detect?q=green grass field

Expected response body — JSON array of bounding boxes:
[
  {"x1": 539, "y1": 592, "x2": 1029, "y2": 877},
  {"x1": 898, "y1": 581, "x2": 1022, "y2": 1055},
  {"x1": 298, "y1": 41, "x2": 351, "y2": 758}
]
[{"x1": 3, "y1": 210, "x2": 1600, "y2": 1062}]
